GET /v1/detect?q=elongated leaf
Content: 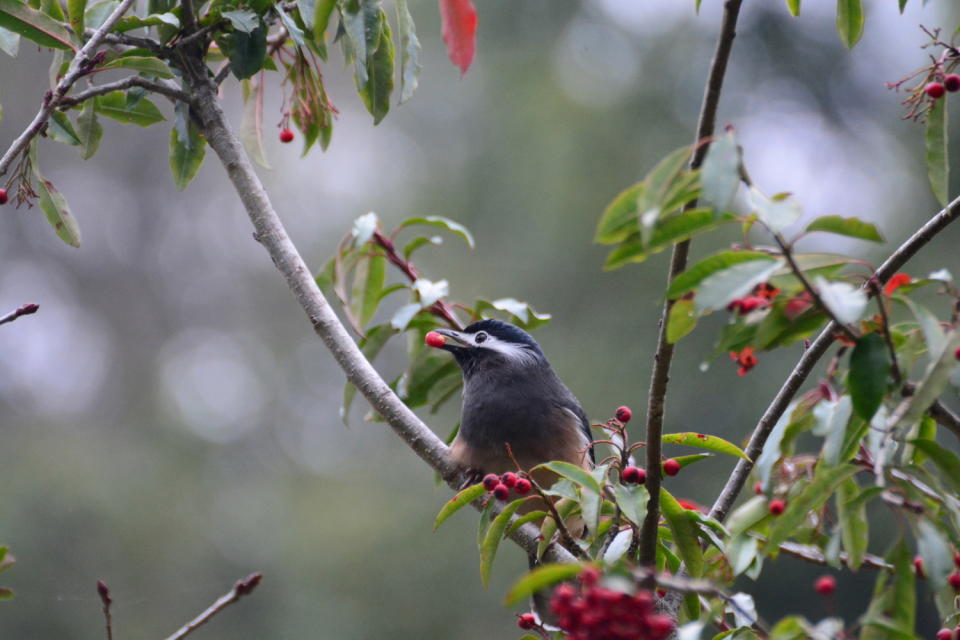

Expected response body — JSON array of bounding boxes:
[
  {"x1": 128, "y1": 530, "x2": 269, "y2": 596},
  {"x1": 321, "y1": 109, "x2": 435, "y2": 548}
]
[
  {"x1": 504, "y1": 563, "x2": 583, "y2": 606},
  {"x1": 837, "y1": 476, "x2": 867, "y2": 570},
  {"x1": 671, "y1": 454, "x2": 712, "y2": 469},
  {"x1": 239, "y1": 77, "x2": 270, "y2": 169},
  {"x1": 766, "y1": 464, "x2": 858, "y2": 550},
  {"x1": 806, "y1": 215, "x2": 883, "y2": 242},
  {"x1": 636, "y1": 146, "x2": 693, "y2": 234},
  {"x1": 910, "y1": 439, "x2": 960, "y2": 493},
  {"x1": 603, "y1": 209, "x2": 733, "y2": 270},
  {"x1": 815, "y1": 395, "x2": 853, "y2": 467},
  {"x1": 727, "y1": 534, "x2": 759, "y2": 576},
  {"x1": 47, "y1": 110, "x2": 80, "y2": 146},
  {"x1": 169, "y1": 120, "x2": 206, "y2": 190},
  {"x1": 352, "y1": 254, "x2": 385, "y2": 327},
  {"x1": 395, "y1": 0, "x2": 420, "y2": 104},
  {"x1": 848, "y1": 333, "x2": 889, "y2": 421},
  {"x1": 660, "y1": 488, "x2": 704, "y2": 576},
  {"x1": 701, "y1": 128, "x2": 740, "y2": 211},
  {"x1": 595, "y1": 182, "x2": 642, "y2": 244},
  {"x1": 612, "y1": 483, "x2": 648, "y2": 527},
  {"x1": 95, "y1": 91, "x2": 165, "y2": 126},
  {"x1": 66, "y1": 0, "x2": 84, "y2": 37},
  {"x1": 749, "y1": 187, "x2": 801, "y2": 233},
  {"x1": 662, "y1": 432, "x2": 748, "y2": 459},
  {"x1": 100, "y1": 55, "x2": 174, "y2": 78},
  {"x1": 815, "y1": 277, "x2": 867, "y2": 325},
  {"x1": 433, "y1": 483, "x2": 486, "y2": 531},
  {"x1": 695, "y1": 258, "x2": 784, "y2": 313},
  {"x1": 439, "y1": 0, "x2": 476, "y2": 75},
  {"x1": 896, "y1": 330, "x2": 960, "y2": 429},
  {"x1": 726, "y1": 495, "x2": 771, "y2": 537},
  {"x1": 897, "y1": 296, "x2": 945, "y2": 357},
  {"x1": 533, "y1": 461, "x2": 601, "y2": 494},
  {"x1": 835, "y1": 0, "x2": 864, "y2": 48},
  {"x1": 399, "y1": 216, "x2": 474, "y2": 248},
  {"x1": 37, "y1": 177, "x2": 81, "y2": 247},
  {"x1": 504, "y1": 510, "x2": 547, "y2": 537},
  {"x1": 76, "y1": 100, "x2": 102, "y2": 160},
  {"x1": 113, "y1": 11, "x2": 178, "y2": 31},
  {"x1": 0, "y1": 0, "x2": 78, "y2": 50},
  {"x1": 915, "y1": 518, "x2": 953, "y2": 590},
  {"x1": 668, "y1": 251, "x2": 775, "y2": 299},
  {"x1": 221, "y1": 8, "x2": 257, "y2": 32},
  {"x1": 785, "y1": 0, "x2": 800, "y2": 15},
  {"x1": 925, "y1": 95, "x2": 949, "y2": 207},
  {"x1": 480, "y1": 497, "x2": 530, "y2": 586},
  {"x1": 537, "y1": 498, "x2": 577, "y2": 560},
  {"x1": 666, "y1": 298, "x2": 696, "y2": 344},
  {"x1": 312, "y1": 0, "x2": 335, "y2": 41},
  {"x1": 357, "y1": 8, "x2": 393, "y2": 124},
  {"x1": 218, "y1": 23, "x2": 267, "y2": 80}
]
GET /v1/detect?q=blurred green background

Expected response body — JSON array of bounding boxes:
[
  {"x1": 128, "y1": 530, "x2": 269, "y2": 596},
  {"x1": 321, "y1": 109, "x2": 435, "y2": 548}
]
[{"x1": 1, "y1": 0, "x2": 959, "y2": 637}]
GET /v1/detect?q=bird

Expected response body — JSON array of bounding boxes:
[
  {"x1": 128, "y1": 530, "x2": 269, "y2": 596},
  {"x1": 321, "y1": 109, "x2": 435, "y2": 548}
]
[{"x1": 428, "y1": 319, "x2": 594, "y2": 483}]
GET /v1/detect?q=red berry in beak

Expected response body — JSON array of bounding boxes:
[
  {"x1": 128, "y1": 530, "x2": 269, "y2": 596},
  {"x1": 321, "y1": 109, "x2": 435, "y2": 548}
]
[{"x1": 425, "y1": 331, "x2": 446, "y2": 348}]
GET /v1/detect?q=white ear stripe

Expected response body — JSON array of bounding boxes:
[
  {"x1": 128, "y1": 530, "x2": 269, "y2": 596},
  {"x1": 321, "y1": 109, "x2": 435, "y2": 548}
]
[{"x1": 479, "y1": 335, "x2": 540, "y2": 366}]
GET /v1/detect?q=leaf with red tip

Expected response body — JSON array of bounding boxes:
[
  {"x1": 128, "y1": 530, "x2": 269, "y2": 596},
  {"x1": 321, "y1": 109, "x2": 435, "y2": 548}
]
[
  {"x1": 662, "y1": 432, "x2": 748, "y2": 460},
  {"x1": 439, "y1": 0, "x2": 477, "y2": 75}
]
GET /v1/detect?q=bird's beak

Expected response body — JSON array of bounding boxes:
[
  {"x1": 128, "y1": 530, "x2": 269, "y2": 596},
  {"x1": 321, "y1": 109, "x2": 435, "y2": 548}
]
[{"x1": 434, "y1": 328, "x2": 473, "y2": 349}]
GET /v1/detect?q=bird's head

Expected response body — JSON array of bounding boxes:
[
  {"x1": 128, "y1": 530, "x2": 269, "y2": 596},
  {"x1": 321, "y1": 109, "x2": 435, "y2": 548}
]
[{"x1": 428, "y1": 319, "x2": 545, "y2": 377}]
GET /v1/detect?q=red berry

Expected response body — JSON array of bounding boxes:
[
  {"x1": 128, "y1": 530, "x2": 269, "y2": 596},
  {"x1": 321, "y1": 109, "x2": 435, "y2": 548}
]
[
  {"x1": 954, "y1": 551, "x2": 960, "y2": 569},
  {"x1": 0, "y1": 189, "x2": 7, "y2": 205},
  {"x1": 955, "y1": 346, "x2": 960, "y2": 361},
  {"x1": 635, "y1": 468, "x2": 647, "y2": 484},
  {"x1": 514, "y1": 478, "x2": 532, "y2": 495},
  {"x1": 946, "y1": 74, "x2": 960, "y2": 92},
  {"x1": 753, "y1": 481, "x2": 763, "y2": 495},
  {"x1": 579, "y1": 566, "x2": 601, "y2": 586},
  {"x1": 492, "y1": 483, "x2": 510, "y2": 500},
  {"x1": 501, "y1": 472, "x2": 518, "y2": 488},
  {"x1": 926, "y1": 82, "x2": 946, "y2": 99},
  {"x1": 279, "y1": 128, "x2": 295, "y2": 143},
  {"x1": 425, "y1": 331, "x2": 446, "y2": 348},
  {"x1": 814, "y1": 575, "x2": 836, "y2": 596},
  {"x1": 769, "y1": 499, "x2": 786, "y2": 515},
  {"x1": 914, "y1": 555, "x2": 925, "y2": 578},
  {"x1": 517, "y1": 613, "x2": 536, "y2": 630},
  {"x1": 936, "y1": 629, "x2": 953, "y2": 640},
  {"x1": 615, "y1": 406, "x2": 632, "y2": 423},
  {"x1": 646, "y1": 614, "x2": 674, "y2": 638},
  {"x1": 663, "y1": 458, "x2": 681, "y2": 476},
  {"x1": 622, "y1": 466, "x2": 641, "y2": 484},
  {"x1": 948, "y1": 571, "x2": 960, "y2": 591},
  {"x1": 481, "y1": 473, "x2": 499, "y2": 492}
]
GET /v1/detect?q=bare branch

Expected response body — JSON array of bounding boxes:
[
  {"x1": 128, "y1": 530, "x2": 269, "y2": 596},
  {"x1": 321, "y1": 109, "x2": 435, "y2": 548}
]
[
  {"x1": 95, "y1": 31, "x2": 164, "y2": 53},
  {"x1": 162, "y1": 573, "x2": 262, "y2": 640},
  {"x1": 710, "y1": 196, "x2": 960, "y2": 523},
  {"x1": 96, "y1": 580, "x2": 113, "y2": 640},
  {"x1": 0, "y1": 0, "x2": 138, "y2": 177},
  {"x1": 639, "y1": 0, "x2": 745, "y2": 567},
  {"x1": 58, "y1": 76, "x2": 191, "y2": 108},
  {"x1": 0, "y1": 303, "x2": 39, "y2": 327}
]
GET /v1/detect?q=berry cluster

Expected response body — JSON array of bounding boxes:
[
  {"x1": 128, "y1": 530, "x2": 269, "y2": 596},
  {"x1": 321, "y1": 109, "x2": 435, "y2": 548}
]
[
  {"x1": 550, "y1": 569, "x2": 674, "y2": 640},
  {"x1": 482, "y1": 471, "x2": 531, "y2": 500},
  {"x1": 730, "y1": 346, "x2": 758, "y2": 376},
  {"x1": 925, "y1": 74, "x2": 960, "y2": 100},
  {"x1": 727, "y1": 282, "x2": 780, "y2": 315}
]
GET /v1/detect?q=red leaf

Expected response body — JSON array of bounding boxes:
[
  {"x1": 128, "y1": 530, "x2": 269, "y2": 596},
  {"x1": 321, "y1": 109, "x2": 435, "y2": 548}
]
[{"x1": 439, "y1": 0, "x2": 477, "y2": 75}]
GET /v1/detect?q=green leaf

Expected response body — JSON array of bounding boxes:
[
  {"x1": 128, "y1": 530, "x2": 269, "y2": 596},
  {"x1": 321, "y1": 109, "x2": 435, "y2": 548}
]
[
  {"x1": 221, "y1": 8, "x2": 258, "y2": 32},
  {"x1": 835, "y1": 0, "x2": 864, "y2": 48},
  {"x1": 749, "y1": 187, "x2": 801, "y2": 233},
  {"x1": 537, "y1": 498, "x2": 577, "y2": 560},
  {"x1": 602, "y1": 209, "x2": 733, "y2": 270},
  {"x1": 356, "y1": 7, "x2": 393, "y2": 124},
  {"x1": 37, "y1": 177, "x2": 81, "y2": 247},
  {"x1": 66, "y1": 0, "x2": 84, "y2": 37},
  {"x1": 399, "y1": 216, "x2": 474, "y2": 248},
  {"x1": 805, "y1": 215, "x2": 883, "y2": 242},
  {"x1": 217, "y1": 22, "x2": 267, "y2": 80},
  {"x1": 612, "y1": 482, "x2": 648, "y2": 527},
  {"x1": 351, "y1": 254, "x2": 385, "y2": 328},
  {"x1": 95, "y1": 91, "x2": 165, "y2": 126},
  {"x1": 910, "y1": 438, "x2": 960, "y2": 493},
  {"x1": 504, "y1": 563, "x2": 583, "y2": 606},
  {"x1": 766, "y1": 463, "x2": 858, "y2": 550},
  {"x1": 895, "y1": 330, "x2": 960, "y2": 429},
  {"x1": 83, "y1": 0, "x2": 117, "y2": 31},
  {"x1": 169, "y1": 119, "x2": 206, "y2": 190},
  {"x1": 0, "y1": 25, "x2": 19, "y2": 56},
  {"x1": 666, "y1": 298, "x2": 696, "y2": 344},
  {"x1": 76, "y1": 100, "x2": 102, "y2": 160},
  {"x1": 312, "y1": 0, "x2": 335, "y2": 41},
  {"x1": 504, "y1": 510, "x2": 548, "y2": 537},
  {"x1": 595, "y1": 182, "x2": 643, "y2": 244},
  {"x1": 785, "y1": 0, "x2": 800, "y2": 15},
  {"x1": 480, "y1": 497, "x2": 530, "y2": 587},
  {"x1": 925, "y1": 94, "x2": 949, "y2": 207},
  {"x1": 394, "y1": 0, "x2": 420, "y2": 104},
  {"x1": 897, "y1": 296, "x2": 946, "y2": 357},
  {"x1": 815, "y1": 276, "x2": 867, "y2": 325},
  {"x1": 662, "y1": 432, "x2": 749, "y2": 459},
  {"x1": 667, "y1": 251, "x2": 775, "y2": 299},
  {"x1": 701, "y1": 128, "x2": 740, "y2": 212},
  {"x1": 849, "y1": 333, "x2": 890, "y2": 421},
  {"x1": 239, "y1": 77, "x2": 271, "y2": 169},
  {"x1": 815, "y1": 396, "x2": 854, "y2": 467},
  {"x1": 433, "y1": 483, "x2": 486, "y2": 531},
  {"x1": 695, "y1": 258, "x2": 784, "y2": 313},
  {"x1": 100, "y1": 55, "x2": 174, "y2": 78},
  {"x1": 836, "y1": 476, "x2": 868, "y2": 570},
  {"x1": 0, "y1": 0, "x2": 79, "y2": 50},
  {"x1": 671, "y1": 453, "x2": 712, "y2": 469},
  {"x1": 636, "y1": 146, "x2": 693, "y2": 226},
  {"x1": 47, "y1": 110, "x2": 80, "y2": 146},
  {"x1": 113, "y1": 11, "x2": 178, "y2": 31},
  {"x1": 727, "y1": 533, "x2": 759, "y2": 576},
  {"x1": 475, "y1": 297, "x2": 551, "y2": 330},
  {"x1": 915, "y1": 518, "x2": 953, "y2": 590},
  {"x1": 660, "y1": 488, "x2": 704, "y2": 576},
  {"x1": 533, "y1": 461, "x2": 601, "y2": 495}
]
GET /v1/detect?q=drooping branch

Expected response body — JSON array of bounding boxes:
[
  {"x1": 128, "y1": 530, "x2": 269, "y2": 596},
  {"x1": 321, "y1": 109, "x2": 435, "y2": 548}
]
[
  {"x1": 57, "y1": 76, "x2": 191, "y2": 108},
  {"x1": 710, "y1": 195, "x2": 960, "y2": 522},
  {"x1": 638, "y1": 0, "x2": 744, "y2": 568},
  {"x1": 0, "y1": 0, "x2": 137, "y2": 177},
  {"x1": 0, "y1": 303, "x2": 39, "y2": 326},
  {"x1": 162, "y1": 573, "x2": 262, "y2": 640}
]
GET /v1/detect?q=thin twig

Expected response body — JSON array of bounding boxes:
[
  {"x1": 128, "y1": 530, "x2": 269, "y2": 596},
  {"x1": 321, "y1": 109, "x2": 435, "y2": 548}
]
[
  {"x1": 94, "y1": 30, "x2": 164, "y2": 53},
  {"x1": 773, "y1": 231, "x2": 858, "y2": 342},
  {"x1": 709, "y1": 194, "x2": 960, "y2": 523},
  {"x1": 58, "y1": 76, "x2": 191, "y2": 108},
  {"x1": 174, "y1": 20, "x2": 224, "y2": 49},
  {"x1": 639, "y1": 0, "x2": 745, "y2": 567},
  {"x1": 162, "y1": 573, "x2": 262, "y2": 640},
  {"x1": 869, "y1": 278, "x2": 903, "y2": 386},
  {"x1": 765, "y1": 539, "x2": 893, "y2": 571},
  {"x1": 0, "y1": 0, "x2": 137, "y2": 177},
  {"x1": 0, "y1": 303, "x2": 39, "y2": 327},
  {"x1": 95, "y1": 580, "x2": 113, "y2": 640}
]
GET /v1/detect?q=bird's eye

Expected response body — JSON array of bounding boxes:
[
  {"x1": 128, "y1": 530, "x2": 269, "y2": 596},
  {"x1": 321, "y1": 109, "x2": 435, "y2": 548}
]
[{"x1": 474, "y1": 332, "x2": 488, "y2": 344}]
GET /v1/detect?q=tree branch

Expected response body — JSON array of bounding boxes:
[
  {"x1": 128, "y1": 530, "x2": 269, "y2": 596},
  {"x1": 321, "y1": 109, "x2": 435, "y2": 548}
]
[
  {"x1": 709, "y1": 195, "x2": 960, "y2": 522},
  {"x1": 162, "y1": 573, "x2": 262, "y2": 640},
  {"x1": 58, "y1": 76, "x2": 191, "y2": 108},
  {"x1": 639, "y1": 0, "x2": 744, "y2": 568},
  {"x1": 0, "y1": 0, "x2": 137, "y2": 177},
  {"x1": 0, "y1": 303, "x2": 39, "y2": 327}
]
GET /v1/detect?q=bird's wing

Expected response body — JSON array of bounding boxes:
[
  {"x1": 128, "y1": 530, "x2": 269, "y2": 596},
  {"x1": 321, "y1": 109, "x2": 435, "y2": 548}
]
[{"x1": 560, "y1": 403, "x2": 595, "y2": 466}]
